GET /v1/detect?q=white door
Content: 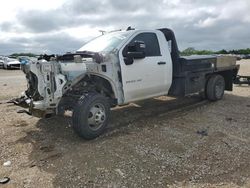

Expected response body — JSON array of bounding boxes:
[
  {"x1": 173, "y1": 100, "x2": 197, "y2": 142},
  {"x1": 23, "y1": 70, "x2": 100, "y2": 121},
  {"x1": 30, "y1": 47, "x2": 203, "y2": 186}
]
[{"x1": 119, "y1": 31, "x2": 173, "y2": 103}]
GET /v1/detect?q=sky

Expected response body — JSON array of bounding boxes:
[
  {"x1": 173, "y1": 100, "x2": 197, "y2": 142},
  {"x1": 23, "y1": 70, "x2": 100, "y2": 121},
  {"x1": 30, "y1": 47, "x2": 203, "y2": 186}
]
[{"x1": 0, "y1": 0, "x2": 250, "y2": 55}]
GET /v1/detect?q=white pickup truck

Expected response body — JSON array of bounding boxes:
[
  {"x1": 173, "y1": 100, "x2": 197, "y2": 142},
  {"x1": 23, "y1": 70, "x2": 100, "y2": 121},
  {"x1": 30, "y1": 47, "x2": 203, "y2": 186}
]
[{"x1": 15, "y1": 28, "x2": 239, "y2": 139}]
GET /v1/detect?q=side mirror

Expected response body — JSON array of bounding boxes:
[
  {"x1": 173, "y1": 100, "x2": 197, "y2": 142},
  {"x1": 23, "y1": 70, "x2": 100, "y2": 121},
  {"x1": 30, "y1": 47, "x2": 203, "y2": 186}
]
[
  {"x1": 127, "y1": 41, "x2": 146, "y2": 59},
  {"x1": 123, "y1": 41, "x2": 146, "y2": 65}
]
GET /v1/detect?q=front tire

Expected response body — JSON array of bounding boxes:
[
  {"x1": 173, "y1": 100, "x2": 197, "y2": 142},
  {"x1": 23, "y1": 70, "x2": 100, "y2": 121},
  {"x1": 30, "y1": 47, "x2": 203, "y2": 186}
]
[
  {"x1": 72, "y1": 92, "x2": 110, "y2": 140},
  {"x1": 206, "y1": 74, "x2": 225, "y2": 101}
]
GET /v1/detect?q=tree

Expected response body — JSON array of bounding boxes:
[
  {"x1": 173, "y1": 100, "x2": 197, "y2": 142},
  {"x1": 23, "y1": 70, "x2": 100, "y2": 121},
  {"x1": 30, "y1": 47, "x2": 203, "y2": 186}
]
[
  {"x1": 181, "y1": 47, "x2": 196, "y2": 56},
  {"x1": 216, "y1": 49, "x2": 228, "y2": 54}
]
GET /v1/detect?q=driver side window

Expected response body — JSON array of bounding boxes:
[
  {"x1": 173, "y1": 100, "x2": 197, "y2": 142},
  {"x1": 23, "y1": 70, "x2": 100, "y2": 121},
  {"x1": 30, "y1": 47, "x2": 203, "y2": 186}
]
[{"x1": 130, "y1": 33, "x2": 161, "y2": 57}]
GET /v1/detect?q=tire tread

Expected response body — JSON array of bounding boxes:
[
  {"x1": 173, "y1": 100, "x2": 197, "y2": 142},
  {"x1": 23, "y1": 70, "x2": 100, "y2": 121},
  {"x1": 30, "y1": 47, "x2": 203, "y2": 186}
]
[{"x1": 72, "y1": 92, "x2": 110, "y2": 139}]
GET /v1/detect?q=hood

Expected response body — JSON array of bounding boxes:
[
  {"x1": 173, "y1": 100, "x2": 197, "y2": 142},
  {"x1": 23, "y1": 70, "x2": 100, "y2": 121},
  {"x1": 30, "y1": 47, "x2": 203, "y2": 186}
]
[{"x1": 7, "y1": 60, "x2": 20, "y2": 65}]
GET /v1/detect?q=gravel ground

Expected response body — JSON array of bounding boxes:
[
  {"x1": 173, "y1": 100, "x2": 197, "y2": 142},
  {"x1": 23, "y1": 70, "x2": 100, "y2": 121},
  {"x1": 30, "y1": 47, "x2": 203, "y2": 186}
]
[{"x1": 0, "y1": 60, "x2": 250, "y2": 188}]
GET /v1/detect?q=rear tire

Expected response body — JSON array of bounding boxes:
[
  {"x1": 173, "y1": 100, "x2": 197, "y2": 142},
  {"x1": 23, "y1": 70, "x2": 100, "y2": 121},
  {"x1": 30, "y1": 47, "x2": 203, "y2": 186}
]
[
  {"x1": 206, "y1": 74, "x2": 225, "y2": 101},
  {"x1": 72, "y1": 92, "x2": 110, "y2": 140}
]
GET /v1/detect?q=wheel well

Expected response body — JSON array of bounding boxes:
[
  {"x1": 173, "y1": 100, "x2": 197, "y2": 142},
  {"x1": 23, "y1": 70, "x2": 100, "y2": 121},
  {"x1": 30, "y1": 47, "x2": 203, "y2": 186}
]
[
  {"x1": 206, "y1": 70, "x2": 235, "y2": 91},
  {"x1": 90, "y1": 76, "x2": 118, "y2": 106},
  {"x1": 67, "y1": 75, "x2": 117, "y2": 106},
  {"x1": 92, "y1": 76, "x2": 115, "y2": 96}
]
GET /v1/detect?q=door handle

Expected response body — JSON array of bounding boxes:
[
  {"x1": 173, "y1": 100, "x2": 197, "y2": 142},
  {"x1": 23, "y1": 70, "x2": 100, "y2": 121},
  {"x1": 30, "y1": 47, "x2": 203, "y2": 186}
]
[{"x1": 158, "y1": 61, "x2": 166, "y2": 65}]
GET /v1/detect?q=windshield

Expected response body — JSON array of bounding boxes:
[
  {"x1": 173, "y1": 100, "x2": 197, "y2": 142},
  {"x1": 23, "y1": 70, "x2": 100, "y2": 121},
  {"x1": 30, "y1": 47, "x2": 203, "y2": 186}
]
[{"x1": 77, "y1": 31, "x2": 131, "y2": 53}]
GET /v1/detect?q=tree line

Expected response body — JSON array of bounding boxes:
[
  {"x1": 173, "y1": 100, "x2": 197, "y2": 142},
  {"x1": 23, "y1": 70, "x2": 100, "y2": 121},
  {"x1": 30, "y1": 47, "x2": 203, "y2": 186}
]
[
  {"x1": 9, "y1": 53, "x2": 38, "y2": 58},
  {"x1": 8, "y1": 48, "x2": 250, "y2": 58},
  {"x1": 180, "y1": 47, "x2": 250, "y2": 56}
]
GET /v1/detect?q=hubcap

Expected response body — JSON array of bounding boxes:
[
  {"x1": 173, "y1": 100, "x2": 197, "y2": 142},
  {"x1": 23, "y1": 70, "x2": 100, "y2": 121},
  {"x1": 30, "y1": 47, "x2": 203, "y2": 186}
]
[
  {"x1": 87, "y1": 103, "x2": 106, "y2": 131},
  {"x1": 215, "y1": 79, "x2": 224, "y2": 98}
]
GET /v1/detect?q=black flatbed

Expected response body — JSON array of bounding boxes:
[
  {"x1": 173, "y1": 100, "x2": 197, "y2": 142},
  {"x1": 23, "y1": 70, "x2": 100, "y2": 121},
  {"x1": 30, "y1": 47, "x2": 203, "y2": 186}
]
[{"x1": 155, "y1": 28, "x2": 239, "y2": 97}]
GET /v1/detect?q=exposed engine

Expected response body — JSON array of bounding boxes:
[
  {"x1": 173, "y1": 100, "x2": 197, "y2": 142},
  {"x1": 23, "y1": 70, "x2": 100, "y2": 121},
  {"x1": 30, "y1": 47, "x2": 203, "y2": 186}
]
[{"x1": 15, "y1": 53, "x2": 99, "y2": 117}]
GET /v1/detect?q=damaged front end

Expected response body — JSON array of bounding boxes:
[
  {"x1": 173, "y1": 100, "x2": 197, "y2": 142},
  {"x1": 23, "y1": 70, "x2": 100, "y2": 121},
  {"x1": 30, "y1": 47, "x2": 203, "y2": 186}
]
[{"x1": 13, "y1": 53, "x2": 95, "y2": 118}]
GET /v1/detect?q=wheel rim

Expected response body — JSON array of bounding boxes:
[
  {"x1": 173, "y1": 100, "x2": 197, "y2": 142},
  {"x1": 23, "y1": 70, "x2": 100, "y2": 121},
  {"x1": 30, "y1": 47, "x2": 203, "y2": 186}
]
[
  {"x1": 87, "y1": 103, "x2": 106, "y2": 131},
  {"x1": 215, "y1": 79, "x2": 224, "y2": 98}
]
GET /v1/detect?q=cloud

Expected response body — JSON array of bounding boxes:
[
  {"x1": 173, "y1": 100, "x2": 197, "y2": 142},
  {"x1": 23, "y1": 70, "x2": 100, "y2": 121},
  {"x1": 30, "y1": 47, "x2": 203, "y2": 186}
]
[
  {"x1": 34, "y1": 33, "x2": 83, "y2": 53},
  {"x1": 0, "y1": 33, "x2": 83, "y2": 55},
  {"x1": 0, "y1": 0, "x2": 250, "y2": 54},
  {"x1": 17, "y1": 10, "x2": 71, "y2": 33},
  {"x1": 0, "y1": 22, "x2": 14, "y2": 32},
  {"x1": 64, "y1": 0, "x2": 107, "y2": 14}
]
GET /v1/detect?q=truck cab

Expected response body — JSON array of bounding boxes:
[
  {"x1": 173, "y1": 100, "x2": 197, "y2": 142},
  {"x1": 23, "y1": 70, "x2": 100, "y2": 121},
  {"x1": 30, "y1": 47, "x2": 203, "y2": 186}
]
[
  {"x1": 118, "y1": 30, "x2": 173, "y2": 103},
  {"x1": 15, "y1": 28, "x2": 239, "y2": 139}
]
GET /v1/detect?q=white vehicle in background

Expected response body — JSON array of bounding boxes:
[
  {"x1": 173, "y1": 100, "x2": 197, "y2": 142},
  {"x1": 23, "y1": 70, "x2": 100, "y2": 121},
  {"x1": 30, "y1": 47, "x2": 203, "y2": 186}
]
[
  {"x1": 3, "y1": 57, "x2": 20, "y2": 69},
  {"x1": 0, "y1": 56, "x2": 4, "y2": 68}
]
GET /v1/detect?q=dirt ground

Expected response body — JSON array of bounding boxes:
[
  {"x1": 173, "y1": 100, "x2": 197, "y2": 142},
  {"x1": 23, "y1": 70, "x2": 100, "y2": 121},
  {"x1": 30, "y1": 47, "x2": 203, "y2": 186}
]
[{"x1": 0, "y1": 60, "x2": 250, "y2": 188}]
